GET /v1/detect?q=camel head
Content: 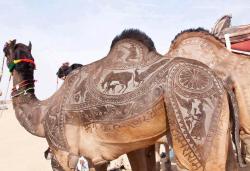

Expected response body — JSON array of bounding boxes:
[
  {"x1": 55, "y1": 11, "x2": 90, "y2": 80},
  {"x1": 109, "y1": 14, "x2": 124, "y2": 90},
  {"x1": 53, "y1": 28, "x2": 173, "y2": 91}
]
[{"x1": 3, "y1": 39, "x2": 35, "y2": 74}]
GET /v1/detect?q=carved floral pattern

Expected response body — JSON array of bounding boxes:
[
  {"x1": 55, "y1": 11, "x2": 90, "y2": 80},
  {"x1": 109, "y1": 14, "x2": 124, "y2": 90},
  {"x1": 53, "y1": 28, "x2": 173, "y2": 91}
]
[{"x1": 178, "y1": 67, "x2": 210, "y2": 90}]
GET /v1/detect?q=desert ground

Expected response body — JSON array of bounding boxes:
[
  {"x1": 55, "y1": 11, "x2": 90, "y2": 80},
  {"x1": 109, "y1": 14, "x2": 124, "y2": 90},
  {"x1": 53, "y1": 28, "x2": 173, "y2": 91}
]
[
  {"x1": 0, "y1": 102, "x2": 51, "y2": 171},
  {"x1": 0, "y1": 102, "x2": 249, "y2": 171}
]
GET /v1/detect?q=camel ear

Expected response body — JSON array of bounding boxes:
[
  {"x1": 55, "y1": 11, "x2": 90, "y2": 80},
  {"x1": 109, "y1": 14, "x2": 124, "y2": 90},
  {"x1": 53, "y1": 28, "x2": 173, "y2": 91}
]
[
  {"x1": 28, "y1": 41, "x2": 32, "y2": 50},
  {"x1": 9, "y1": 39, "x2": 16, "y2": 47},
  {"x1": 5, "y1": 39, "x2": 16, "y2": 50}
]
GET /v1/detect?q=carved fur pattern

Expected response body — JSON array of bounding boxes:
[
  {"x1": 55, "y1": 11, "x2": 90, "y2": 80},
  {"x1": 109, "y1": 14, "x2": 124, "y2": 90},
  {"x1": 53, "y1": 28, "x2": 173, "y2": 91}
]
[
  {"x1": 15, "y1": 107, "x2": 36, "y2": 135},
  {"x1": 65, "y1": 96, "x2": 164, "y2": 129},
  {"x1": 45, "y1": 68, "x2": 83, "y2": 150},
  {"x1": 107, "y1": 40, "x2": 146, "y2": 69},
  {"x1": 13, "y1": 94, "x2": 39, "y2": 135},
  {"x1": 85, "y1": 58, "x2": 170, "y2": 105},
  {"x1": 166, "y1": 59, "x2": 224, "y2": 169},
  {"x1": 168, "y1": 28, "x2": 248, "y2": 167},
  {"x1": 60, "y1": 52, "x2": 171, "y2": 135},
  {"x1": 43, "y1": 41, "x2": 226, "y2": 170}
]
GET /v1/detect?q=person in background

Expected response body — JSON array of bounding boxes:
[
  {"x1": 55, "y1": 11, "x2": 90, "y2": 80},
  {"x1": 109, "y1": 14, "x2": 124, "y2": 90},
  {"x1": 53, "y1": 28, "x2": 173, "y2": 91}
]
[
  {"x1": 76, "y1": 156, "x2": 89, "y2": 171},
  {"x1": 44, "y1": 147, "x2": 52, "y2": 160},
  {"x1": 56, "y1": 62, "x2": 83, "y2": 80}
]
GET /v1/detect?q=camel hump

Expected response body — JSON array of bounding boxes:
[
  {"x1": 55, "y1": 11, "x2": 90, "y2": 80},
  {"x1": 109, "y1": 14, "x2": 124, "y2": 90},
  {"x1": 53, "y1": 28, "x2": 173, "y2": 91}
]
[
  {"x1": 168, "y1": 29, "x2": 226, "y2": 68},
  {"x1": 170, "y1": 27, "x2": 211, "y2": 49},
  {"x1": 110, "y1": 29, "x2": 155, "y2": 52},
  {"x1": 105, "y1": 29, "x2": 161, "y2": 69}
]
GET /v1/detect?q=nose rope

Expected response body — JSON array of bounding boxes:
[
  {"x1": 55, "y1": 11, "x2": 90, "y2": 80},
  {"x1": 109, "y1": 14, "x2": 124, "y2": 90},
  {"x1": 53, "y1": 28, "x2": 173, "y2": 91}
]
[
  {"x1": 0, "y1": 57, "x2": 7, "y2": 118},
  {"x1": 5, "y1": 75, "x2": 12, "y2": 100}
]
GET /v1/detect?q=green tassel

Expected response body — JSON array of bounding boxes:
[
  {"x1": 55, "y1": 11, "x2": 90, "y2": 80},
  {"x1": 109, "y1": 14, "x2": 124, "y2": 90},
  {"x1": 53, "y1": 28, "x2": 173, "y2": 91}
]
[{"x1": 8, "y1": 63, "x2": 15, "y2": 73}]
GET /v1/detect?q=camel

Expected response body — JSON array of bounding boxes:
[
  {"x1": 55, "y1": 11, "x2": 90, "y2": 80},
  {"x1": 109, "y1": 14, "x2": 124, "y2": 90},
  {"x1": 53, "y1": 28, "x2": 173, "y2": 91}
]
[
  {"x1": 56, "y1": 61, "x2": 160, "y2": 171},
  {"x1": 3, "y1": 29, "x2": 243, "y2": 171},
  {"x1": 56, "y1": 62, "x2": 157, "y2": 171},
  {"x1": 167, "y1": 16, "x2": 250, "y2": 164}
]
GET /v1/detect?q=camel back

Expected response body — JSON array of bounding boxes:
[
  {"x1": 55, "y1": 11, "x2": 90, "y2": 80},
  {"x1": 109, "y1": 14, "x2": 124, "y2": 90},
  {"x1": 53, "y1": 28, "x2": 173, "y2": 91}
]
[
  {"x1": 168, "y1": 28, "x2": 232, "y2": 70},
  {"x1": 44, "y1": 30, "x2": 229, "y2": 170},
  {"x1": 47, "y1": 48, "x2": 226, "y2": 167},
  {"x1": 44, "y1": 30, "x2": 170, "y2": 150},
  {"x1": 61, "y1": 34, "x2": 168, "y2": 120}
]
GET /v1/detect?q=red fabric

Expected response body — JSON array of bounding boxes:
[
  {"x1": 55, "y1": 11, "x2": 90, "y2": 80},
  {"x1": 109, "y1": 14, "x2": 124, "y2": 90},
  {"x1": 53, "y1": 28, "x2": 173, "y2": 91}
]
[
  {"x1": 20, "y1": 58, "x2": 35, "y2": 64},
  {"x1": 231, "y1": 40, "x2": 250, "y2": 51}
]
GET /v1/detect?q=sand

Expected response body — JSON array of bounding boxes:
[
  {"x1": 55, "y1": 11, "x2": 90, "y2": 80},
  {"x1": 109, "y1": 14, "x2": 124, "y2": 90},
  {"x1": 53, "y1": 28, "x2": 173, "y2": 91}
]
[{"x1": 0, "y1": 103, "x2": 51, "y2": 171}]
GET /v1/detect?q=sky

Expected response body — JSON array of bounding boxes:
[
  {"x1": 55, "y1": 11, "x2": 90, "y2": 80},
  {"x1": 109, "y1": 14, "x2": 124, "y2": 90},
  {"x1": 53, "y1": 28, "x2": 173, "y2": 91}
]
[{"x1": 0, "y1": 0, "x2": 249, "y2": 100}]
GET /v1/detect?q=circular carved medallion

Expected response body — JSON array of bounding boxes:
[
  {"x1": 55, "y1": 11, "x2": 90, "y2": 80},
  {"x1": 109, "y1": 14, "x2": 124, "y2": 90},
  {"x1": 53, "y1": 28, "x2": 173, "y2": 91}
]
[
  {"x1": 178, "y1": 67, "x2": 211, "y2": 91},
  {"x1": 169, "y1": 63, "x2": 218, "y2": 98}
]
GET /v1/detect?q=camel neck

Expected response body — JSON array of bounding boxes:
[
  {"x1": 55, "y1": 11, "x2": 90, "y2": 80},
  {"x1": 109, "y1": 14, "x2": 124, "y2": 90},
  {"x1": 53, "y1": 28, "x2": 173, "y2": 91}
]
[{"x1": 11, "y1": 70, "x2": 45, "y2": 137}]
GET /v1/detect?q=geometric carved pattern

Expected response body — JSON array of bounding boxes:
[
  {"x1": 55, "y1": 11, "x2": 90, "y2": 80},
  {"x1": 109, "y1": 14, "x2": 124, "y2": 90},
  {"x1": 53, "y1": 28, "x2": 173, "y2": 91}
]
[
  {"x1": 44, "y1": 70, "x2": 81, "y2": 150},
  {"x1": 169, "y1": 29, "x2": 247, "y2": 168},
  {"x1": 166, "y1": 59, "x2": 224, "y2": 170},
  {"x1": 178, "y1": 67, "x2": 211, "y2": 90}
]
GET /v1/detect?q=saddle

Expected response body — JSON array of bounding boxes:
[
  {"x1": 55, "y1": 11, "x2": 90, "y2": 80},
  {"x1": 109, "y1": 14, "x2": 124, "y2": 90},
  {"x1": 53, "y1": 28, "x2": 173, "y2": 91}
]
[{"x1": 211, "y1": 15, "x2": 250, "y2": 55}]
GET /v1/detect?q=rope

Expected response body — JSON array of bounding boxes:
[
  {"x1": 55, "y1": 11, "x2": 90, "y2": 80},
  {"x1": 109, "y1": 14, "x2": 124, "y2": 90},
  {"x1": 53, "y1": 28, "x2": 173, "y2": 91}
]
[
  {"x1": 12, "y1": 80, "x2": 36, "y2": 92},
  {"x1": 0, "y1": 75, "x2": 11, "y2": 118},
  {"x1": 56, "y1": 77, "x2": 59, "y2": 90},
  {"x1": 5, "y1": 75, "x2": 12, "y2": 100},
  {"x1": 0, "y1": 57, "x2": 5, "y2": 82},
  {"x1": 11, "y1": 87, "x2": 34, "y2": 98}
]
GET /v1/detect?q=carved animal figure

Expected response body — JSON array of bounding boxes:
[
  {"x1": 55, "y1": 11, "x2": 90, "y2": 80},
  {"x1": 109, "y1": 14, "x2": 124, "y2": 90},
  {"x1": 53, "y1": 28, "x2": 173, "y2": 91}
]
[
  {"x1": 104, "y1": 83, "x2": 119, "y2": 94},
  {"x1": 3, "y1": 29, "x2": 244, "y2": 171},
  {"x1": 101, "y1": 71, "x2": 134, "y2": 93},
  {"x1": 168, "y1": 17, "x2": 250, "y2": 164},
  {"x1": 134, "y1": 69, "x2": 143, "y2": 85}
]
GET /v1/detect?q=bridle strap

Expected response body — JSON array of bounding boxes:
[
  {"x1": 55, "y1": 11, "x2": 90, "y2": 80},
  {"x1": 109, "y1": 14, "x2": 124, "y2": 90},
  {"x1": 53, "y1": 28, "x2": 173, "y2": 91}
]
[
  {"x1": 11, "y1": 87, "x2": 35, "y2": 98},
  {"x1": 8, "y1": 59, "x2": 35, "y2": 73},
  {"x1": 11, "y1": 79, "x2": 36, "y2": 98},
  {"x1": 12, "y1": 80, "x2": 36, "y2": 91}
]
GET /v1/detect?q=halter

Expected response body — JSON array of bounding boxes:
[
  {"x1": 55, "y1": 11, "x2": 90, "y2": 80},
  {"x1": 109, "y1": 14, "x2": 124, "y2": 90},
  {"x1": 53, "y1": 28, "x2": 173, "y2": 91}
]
[
  {"x1": 8, "y1": 57, "x2": 36, "y2": 98},
  {"x1": 12, "y1": 80, "x2": 36, "y2": 91},
  {"x1": 11, "y1": 80, "x2": 36, "y2": 98},
  {"x1": 8, "y1": 59, "x2": 36, "y2": 73}
]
